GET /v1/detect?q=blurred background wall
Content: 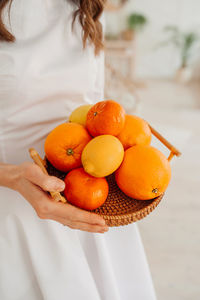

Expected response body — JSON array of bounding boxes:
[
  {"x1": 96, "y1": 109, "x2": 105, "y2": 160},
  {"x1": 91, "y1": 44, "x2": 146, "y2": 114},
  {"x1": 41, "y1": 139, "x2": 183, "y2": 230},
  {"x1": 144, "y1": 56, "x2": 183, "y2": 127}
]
[{"x1": 105, "y1": 0, "x2": 200, "y2": 79}]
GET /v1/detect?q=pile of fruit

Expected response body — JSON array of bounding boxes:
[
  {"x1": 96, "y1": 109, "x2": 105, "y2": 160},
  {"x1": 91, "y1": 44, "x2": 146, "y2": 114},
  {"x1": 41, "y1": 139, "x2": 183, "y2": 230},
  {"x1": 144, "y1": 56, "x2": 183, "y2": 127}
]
[{"x1": 44, "y1": 100, "x2": 171, "y2": 210}]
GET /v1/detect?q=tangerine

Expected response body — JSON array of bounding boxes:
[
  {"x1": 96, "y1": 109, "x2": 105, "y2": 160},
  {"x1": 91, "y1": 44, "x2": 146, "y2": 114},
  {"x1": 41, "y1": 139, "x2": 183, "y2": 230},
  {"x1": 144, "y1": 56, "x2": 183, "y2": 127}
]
[
  {"x1": 86, "y1": 100, "x2": 125, "y2": 137},
  {"x1": 64, "y1": 168, "x2": 109, "y2": 210}
]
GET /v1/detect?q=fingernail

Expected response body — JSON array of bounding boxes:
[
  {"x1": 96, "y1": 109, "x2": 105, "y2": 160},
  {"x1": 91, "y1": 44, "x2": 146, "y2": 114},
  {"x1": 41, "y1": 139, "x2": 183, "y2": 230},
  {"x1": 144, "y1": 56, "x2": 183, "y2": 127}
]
[{"x1": 55, "y1": 182, "x2": 65, "y2": 191}]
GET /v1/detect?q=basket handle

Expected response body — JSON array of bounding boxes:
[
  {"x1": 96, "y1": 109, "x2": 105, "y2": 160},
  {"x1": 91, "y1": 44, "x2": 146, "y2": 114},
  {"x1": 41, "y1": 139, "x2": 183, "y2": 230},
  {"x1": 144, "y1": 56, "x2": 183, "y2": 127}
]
[
  {"x1": 29, "y1": 148, "x2": 67, "y2": 203},
  {"x1": 148, "y1": 124, "x2": 181, "y2": 161}
]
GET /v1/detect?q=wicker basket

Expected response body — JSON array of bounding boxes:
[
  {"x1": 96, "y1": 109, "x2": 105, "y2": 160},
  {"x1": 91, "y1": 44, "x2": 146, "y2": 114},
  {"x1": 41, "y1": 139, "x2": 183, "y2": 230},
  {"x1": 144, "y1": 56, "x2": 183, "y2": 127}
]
[{"x1": 29, "y1": 125, "x2": 181, "y2": 227}]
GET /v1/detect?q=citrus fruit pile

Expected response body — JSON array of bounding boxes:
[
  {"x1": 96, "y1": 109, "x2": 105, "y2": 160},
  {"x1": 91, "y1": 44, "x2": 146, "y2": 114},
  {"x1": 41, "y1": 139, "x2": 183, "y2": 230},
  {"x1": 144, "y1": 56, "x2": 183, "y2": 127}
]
[{"x1": 44, "y1": 100, "x2": 171, "y2": 210}]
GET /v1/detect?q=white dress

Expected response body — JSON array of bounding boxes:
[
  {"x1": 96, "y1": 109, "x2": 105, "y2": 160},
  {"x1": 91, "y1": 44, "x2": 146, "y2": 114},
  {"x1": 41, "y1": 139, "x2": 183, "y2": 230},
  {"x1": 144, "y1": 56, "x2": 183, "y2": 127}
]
[{"x1": 0, "y1": 1, "x2": 156, "y2": 299}]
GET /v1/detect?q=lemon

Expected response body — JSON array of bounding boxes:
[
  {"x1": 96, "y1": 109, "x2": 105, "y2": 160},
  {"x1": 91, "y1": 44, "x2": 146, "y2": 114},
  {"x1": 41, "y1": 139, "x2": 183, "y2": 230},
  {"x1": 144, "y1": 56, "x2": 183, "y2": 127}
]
[
  {"x1": 69, "y1": 104, "x2": 93, "y2": 126},
  {"x1": 81, "y1": 135, "x2": 124, "y2": 177}
]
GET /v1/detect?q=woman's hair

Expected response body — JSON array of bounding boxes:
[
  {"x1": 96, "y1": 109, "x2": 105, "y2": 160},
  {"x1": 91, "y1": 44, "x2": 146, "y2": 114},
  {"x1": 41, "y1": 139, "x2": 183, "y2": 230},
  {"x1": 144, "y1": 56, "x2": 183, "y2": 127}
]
[{"x1": 0, "y1": 0, "x2": 105, "y2": 55}]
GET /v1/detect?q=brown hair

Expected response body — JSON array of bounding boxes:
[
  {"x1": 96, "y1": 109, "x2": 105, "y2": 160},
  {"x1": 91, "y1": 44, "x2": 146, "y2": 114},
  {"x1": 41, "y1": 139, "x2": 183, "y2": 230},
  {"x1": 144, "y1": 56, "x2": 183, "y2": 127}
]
[{"x1": 0, "y1": 0, "x2": 105, "y2": 55}]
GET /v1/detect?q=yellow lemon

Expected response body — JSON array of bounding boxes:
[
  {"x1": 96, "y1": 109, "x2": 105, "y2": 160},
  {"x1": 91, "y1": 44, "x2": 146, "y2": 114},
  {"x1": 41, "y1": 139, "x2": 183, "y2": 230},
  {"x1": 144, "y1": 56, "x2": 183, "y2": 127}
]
[
  {"x1": 81, "y1": 135, "x2": 124, "y2": 177},
  {"x1": 69, "y1": 104, "x2": 93, "y2": 126}
]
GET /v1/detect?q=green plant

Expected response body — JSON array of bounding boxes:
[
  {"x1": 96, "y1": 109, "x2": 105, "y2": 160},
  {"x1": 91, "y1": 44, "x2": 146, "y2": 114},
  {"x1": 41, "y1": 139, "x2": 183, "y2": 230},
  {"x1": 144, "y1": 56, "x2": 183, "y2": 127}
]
[
  {"x1": 127, "y1": 13, "x2": 147, "y2": 31},
  {"x1": 159, "y1": 26, "x2": 200, "y2": 68}
]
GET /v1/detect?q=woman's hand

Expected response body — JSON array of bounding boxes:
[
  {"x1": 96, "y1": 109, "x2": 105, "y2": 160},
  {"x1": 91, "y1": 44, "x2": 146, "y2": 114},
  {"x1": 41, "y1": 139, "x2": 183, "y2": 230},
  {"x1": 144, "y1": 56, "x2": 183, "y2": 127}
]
[{"x1": 11, "y1": 162, "x2": 109, "y2": 233}]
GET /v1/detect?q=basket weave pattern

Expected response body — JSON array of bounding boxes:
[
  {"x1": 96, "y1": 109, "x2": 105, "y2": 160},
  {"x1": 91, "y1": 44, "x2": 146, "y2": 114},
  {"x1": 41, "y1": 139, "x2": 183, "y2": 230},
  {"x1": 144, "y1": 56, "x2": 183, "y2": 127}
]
[
  {"x1": 45, "y1": 157, "x2": 163, "y2": 227},
  {"x1": 29, "y1": 125, "x2": 181, "y2": 227}
]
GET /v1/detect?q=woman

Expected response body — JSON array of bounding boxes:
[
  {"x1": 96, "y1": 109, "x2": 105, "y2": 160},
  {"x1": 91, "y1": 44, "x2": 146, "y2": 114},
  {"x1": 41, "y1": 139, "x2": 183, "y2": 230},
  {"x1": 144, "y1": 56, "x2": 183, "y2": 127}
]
[{"x1": 0, "y1": 0, "x2": 156, "y2": 299}]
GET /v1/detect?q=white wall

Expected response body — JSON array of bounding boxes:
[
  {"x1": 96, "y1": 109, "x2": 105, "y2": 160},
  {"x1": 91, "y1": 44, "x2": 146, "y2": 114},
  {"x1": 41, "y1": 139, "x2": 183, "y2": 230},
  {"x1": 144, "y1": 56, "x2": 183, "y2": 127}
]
[{"x1": 105, "y1": 0, "x2": 200, "y2": 79}]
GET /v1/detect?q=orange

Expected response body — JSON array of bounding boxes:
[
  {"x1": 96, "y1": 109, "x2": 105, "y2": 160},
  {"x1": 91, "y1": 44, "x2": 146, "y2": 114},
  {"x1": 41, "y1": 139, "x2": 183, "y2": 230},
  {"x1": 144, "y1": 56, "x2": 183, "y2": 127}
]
[
  {"x1": 64, "y1": 168, "x2": 109, "y2": 210},
  {"x1": 45, "y1": 123, "x2": 91, "y2": 172},
  {"x1": 86, "y1": 100, "x2": 125, "y2": 137},
  {"x1": 117, "y1": 115, "x2": 152, "y2": 150},
  {"x1": 115, "y1": 145, "x2": 171, "y2": 200}
]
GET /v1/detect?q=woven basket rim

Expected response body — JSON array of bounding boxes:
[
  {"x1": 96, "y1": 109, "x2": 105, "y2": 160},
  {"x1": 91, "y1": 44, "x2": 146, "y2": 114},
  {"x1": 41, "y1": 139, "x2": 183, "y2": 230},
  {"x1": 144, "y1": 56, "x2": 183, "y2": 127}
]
[
  {"x1": 44, "y1": 156, "x2": 165, "y2": 226},
  {"x1": 97, "y1": 193, "x2": 164, "y2": 219}
]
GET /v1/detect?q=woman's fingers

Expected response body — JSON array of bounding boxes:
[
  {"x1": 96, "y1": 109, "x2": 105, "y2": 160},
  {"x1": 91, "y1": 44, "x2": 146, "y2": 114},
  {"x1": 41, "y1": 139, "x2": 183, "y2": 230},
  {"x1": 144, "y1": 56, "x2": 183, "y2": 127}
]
[
  {"x1": 51, "y1": 201, "x2": 107, "y2": 226},
  {"x1": 51, "y1": 216, "x2": 109, "y2": 233},
  {"x1": 17, "y1": 166, "x2": 108, "y2": 231},
  {"x1": 34, "y1": 197, "x2": 109, "y2": 232},
  {"x1": 66, "y1": 222, "x2": 109, "y2": 233},
  {"x1": 20, "y1": 180, "x2": 107, "y2": 228},
  {"x1": 21, "y1": 162, "x2": 65, "y2": 192}
]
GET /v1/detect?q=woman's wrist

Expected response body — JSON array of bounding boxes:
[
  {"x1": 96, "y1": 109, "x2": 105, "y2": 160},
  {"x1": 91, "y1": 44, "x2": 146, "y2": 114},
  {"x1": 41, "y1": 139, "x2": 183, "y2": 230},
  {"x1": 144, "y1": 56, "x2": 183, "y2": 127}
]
[{"x1": 0, "y1": 163, "x2": 21, "y2": 191}]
